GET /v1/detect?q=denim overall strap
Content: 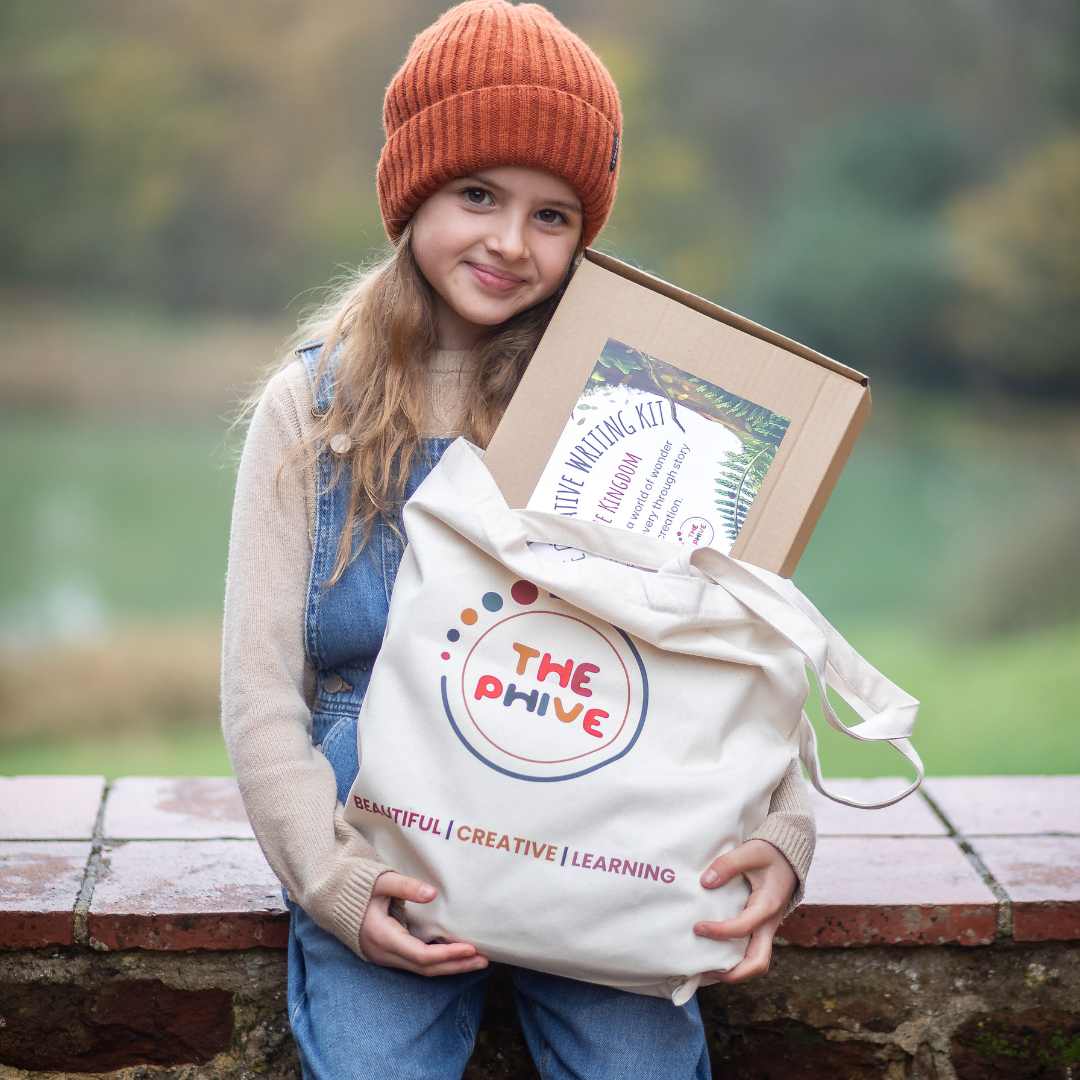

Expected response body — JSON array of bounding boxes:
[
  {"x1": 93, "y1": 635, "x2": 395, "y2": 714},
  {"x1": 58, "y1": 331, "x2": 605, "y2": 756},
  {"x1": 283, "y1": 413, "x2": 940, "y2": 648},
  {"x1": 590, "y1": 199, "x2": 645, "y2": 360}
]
[{"x1": 296, "y1": 340, "x2": 455, "y2": 744}]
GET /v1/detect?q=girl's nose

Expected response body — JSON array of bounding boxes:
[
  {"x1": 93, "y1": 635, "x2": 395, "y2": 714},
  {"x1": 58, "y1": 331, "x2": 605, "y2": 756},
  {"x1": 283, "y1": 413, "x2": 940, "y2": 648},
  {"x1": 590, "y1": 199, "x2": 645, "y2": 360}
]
[{"x1": 486, "y1": 214, "x2": 530, "y2": 263}]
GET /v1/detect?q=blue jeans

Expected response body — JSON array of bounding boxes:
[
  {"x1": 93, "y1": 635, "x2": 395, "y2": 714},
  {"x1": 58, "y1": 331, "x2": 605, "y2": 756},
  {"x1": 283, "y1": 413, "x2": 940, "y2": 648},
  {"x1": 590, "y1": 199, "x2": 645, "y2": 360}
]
[{"x1": 285, "y1": 717, "x2": 713, "y2": 1080}]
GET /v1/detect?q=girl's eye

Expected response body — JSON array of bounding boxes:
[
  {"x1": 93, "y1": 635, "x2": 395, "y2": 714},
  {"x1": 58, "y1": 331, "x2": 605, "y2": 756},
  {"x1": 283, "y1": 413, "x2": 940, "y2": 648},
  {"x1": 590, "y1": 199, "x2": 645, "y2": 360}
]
[
  {"x1": 537, "y1": 208, "x2": 568, "y2": 226},
  {"x1": 461, "y1": 187, "x2": 568, "y2": 226}
]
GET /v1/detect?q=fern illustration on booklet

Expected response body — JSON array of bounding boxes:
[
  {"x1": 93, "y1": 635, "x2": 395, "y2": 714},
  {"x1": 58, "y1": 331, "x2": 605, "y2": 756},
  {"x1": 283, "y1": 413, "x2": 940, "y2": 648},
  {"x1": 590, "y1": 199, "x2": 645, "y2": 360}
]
[{"x1": 526, "y1": 337, "x2": 791, "y2": 563}]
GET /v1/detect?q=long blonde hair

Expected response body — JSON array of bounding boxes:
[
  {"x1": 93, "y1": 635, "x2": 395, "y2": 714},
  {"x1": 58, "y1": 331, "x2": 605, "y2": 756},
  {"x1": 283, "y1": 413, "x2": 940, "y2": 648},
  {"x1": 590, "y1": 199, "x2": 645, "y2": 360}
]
[{"x1": 229, "y1": 220, "x2": 582, "y2": 589}]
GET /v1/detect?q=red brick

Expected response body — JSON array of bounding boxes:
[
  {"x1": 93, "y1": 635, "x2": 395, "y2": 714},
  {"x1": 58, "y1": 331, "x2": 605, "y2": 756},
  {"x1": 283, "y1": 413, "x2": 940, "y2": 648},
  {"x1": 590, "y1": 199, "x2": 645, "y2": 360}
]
[
  {"x1": 777, "y1": 837, "x2": 998, "y2": 947},
  {"x1": 0, "y1": 841, "x2": 91, "y2": 948},
  {"x1": 0, "y1": 776, "x2": 104, "y2": 840},
  {"x1": 808, "y1": 778, "x2": 947, "y2": 836},
  {"x1": 87, "y1": 840, "x2": 286, "y2": 950},
  {"x1": 972, "y1": 835, "x2": 1080, "y2": 942},
  {"x1": 923, "y1": 775, "x2": 1080, "y2": 835},
  {"x1": 102, "y1": 777, "x2": 253, "y2": 840}
]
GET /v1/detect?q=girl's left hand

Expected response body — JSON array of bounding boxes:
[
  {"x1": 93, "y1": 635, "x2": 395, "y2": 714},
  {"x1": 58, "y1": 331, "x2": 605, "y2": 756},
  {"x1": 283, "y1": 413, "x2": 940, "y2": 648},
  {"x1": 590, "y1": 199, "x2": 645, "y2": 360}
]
[{"x1": 693, "y1": 838, "x2": 797, "y2": 985}]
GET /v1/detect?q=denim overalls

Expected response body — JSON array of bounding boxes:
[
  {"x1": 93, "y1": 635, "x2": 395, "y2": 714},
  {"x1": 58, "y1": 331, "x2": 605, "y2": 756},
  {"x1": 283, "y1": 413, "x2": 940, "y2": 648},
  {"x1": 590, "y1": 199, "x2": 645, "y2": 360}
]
[
  {"x1": 285, "y1": 343, "x2": 711, "y2": 1080},
  {"x1": 298, "y1": 342, "x2": 453, "y2": 765}
]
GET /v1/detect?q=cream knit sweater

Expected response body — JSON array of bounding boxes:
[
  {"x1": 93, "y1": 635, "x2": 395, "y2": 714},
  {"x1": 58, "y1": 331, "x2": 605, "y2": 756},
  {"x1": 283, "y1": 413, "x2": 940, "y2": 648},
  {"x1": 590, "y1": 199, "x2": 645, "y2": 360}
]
[{"x1": 220, "y1": 348, "x2": 816, "y2": 959}]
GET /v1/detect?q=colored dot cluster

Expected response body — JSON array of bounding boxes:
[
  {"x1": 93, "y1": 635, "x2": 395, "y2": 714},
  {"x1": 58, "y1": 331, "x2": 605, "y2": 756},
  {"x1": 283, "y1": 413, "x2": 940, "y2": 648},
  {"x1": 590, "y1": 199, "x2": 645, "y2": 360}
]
[{"x1": 441, "y1": 580, "x2": 540, "y2": 659}]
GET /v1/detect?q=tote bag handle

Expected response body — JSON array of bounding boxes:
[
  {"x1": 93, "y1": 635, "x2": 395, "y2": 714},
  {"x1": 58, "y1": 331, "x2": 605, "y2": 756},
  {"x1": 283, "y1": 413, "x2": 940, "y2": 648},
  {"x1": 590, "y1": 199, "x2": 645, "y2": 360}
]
[
  {"x1": 509, "y1": 508, "x2": 923, "y2": 810},
  {"x1": 677, "y1": 544, "x2": 923, "y2": 809}
]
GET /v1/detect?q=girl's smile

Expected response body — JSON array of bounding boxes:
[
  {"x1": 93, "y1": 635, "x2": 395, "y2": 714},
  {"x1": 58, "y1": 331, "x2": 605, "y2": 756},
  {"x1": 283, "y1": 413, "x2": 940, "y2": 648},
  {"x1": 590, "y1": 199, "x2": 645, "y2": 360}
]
[
  {"x1": 466, "y1": 260, "x2": 528, "y2": 291},
  {"x1": 410, "y1": 165, "x2": 584, "y2": 349}
]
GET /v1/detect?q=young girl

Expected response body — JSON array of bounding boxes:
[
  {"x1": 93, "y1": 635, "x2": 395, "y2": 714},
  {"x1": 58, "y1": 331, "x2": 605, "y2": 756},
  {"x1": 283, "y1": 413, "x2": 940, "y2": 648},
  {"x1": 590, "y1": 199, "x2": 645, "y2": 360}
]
[{"x1": 221, "y1": 2, "x2": 816, "y2": 1076}]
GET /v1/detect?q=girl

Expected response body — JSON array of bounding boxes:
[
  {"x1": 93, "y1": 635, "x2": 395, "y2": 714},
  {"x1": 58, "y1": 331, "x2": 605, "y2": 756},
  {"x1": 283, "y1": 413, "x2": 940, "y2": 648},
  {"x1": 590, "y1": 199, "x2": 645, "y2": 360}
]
[{"x1": 221, "y1": 2, "x2": 816, "y2": 1077}]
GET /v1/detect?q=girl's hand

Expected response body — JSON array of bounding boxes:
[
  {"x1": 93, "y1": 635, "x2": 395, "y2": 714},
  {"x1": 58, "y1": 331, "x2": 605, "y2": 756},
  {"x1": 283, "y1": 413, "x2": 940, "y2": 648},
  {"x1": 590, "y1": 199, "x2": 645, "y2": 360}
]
[
  {"x1": 693, "y1": 838, "x2": 797, "y2": 985},
  {"x1": 359, "y1": 871, "x2": 490, "y2": 977}
]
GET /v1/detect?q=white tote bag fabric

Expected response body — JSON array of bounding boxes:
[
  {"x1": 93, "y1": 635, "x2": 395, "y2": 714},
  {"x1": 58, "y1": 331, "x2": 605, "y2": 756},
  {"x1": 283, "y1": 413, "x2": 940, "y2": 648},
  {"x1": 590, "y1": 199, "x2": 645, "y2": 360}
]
[{"x1": 342, "y1": 437, "x2": 922, "y2": 1004}]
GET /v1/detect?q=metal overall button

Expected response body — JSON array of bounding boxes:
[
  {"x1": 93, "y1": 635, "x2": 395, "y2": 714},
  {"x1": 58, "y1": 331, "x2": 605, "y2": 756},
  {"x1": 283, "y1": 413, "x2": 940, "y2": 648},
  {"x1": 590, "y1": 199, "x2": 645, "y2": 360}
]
[{"x1": 322, "y1": 674, "x2": 352, "y2": 694}]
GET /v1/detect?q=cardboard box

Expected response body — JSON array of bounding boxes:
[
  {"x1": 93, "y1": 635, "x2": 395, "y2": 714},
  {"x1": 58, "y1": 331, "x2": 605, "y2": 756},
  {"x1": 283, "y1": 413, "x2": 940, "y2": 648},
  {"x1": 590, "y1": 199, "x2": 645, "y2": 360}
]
[{"x1": 485, "y1": 248, "x2": 870, "y2": 577}]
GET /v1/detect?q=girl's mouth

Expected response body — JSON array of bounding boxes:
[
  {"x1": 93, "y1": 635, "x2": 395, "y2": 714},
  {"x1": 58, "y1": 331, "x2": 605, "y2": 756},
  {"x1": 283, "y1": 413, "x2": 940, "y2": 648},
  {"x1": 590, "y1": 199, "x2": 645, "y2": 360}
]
[{"x1": 467, "y1": 263, "x2": 524, "y2": 292}]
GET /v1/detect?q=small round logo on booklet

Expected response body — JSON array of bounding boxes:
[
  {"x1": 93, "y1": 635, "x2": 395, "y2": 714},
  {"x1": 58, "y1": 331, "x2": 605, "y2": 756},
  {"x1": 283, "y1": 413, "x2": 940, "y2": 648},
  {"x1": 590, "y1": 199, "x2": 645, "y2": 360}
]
[
  {"x1": 676, "y1": 515, "x2": 714, "y2": 547},
  {"x1": 438, "y1": 579, "x2": 649, "y2": 781}
]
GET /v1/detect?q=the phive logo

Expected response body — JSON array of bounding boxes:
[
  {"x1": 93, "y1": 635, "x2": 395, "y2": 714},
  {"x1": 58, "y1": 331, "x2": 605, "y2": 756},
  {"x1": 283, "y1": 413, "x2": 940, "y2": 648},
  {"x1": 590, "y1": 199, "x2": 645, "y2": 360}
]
[
  {"x1": 438, "y1": 580, "x2": 648, "y2": 782},
  {"x1": 472, "y1": 637, "x2": 608, "y2": 739}
]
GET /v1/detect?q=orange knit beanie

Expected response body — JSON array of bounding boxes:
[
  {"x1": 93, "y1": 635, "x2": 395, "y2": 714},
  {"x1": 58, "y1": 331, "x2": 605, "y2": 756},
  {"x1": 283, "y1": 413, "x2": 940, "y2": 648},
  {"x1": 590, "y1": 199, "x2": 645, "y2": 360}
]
[{"x1": 376, "y1": 0, "x2": 622, "y2": 249}]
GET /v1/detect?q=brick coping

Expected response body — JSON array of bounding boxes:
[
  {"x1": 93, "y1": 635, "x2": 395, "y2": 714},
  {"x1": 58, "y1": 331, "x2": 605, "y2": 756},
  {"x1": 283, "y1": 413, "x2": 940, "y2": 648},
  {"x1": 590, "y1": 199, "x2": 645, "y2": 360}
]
[{"x1": 0, "y1": 775, "x2": 1077, "y2": 951}]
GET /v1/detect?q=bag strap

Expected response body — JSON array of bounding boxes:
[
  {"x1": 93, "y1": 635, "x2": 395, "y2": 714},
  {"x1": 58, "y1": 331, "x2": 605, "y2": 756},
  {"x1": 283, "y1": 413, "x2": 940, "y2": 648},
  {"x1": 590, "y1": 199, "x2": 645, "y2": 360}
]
[
  {"x1": 510, "y1": 509, "x2": 923, "y2": 809},
  {"x1": 666, "y1": 545, "x2": 923, "y2": 809}
]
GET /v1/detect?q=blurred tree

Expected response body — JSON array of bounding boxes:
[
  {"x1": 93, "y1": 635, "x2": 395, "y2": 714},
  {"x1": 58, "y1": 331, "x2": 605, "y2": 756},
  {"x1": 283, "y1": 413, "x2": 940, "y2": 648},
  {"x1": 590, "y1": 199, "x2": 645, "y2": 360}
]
[
  {"x1": 947, "y1": 133, "x2": 1080, "y2": 395},
  {"x1": 604, "y1": 0, "x2": 1068, "y2": 219},
  {"x1": 584, "y1": 30, "x2": 748, "y2": 301},
  {"x1": 938, "y1": 480, "x2": 1080, "y2": 640},
  {"x1": 0, "y1": 0, "x2": 412, "y2": 312},
  {"x1": 735, "y1": 108, "x2": 980, "y2": 387},
  {"x1": 1026, "y1": 1, "x2": 1080, "y2": 122},
  {"x1": 3, "y1": 0, "x2": 1079, "y2": 344}
]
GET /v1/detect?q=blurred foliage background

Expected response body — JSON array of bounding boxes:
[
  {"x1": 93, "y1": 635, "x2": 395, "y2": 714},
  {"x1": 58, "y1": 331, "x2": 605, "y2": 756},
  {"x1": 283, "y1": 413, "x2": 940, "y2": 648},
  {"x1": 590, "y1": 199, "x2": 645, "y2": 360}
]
[{"x1": 2, "y1": 0, "x2": 1078, "y2": 779}]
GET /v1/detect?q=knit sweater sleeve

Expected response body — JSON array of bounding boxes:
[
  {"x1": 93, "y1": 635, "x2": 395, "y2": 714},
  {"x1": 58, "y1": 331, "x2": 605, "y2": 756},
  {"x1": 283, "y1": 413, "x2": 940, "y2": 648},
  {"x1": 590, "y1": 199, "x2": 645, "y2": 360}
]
[
  {"x1": 220, "y1": 362, "x2": 393, "y2": 957},
  {"x1": 747, "y1": 756, "x2": 817, "y2": 919}
]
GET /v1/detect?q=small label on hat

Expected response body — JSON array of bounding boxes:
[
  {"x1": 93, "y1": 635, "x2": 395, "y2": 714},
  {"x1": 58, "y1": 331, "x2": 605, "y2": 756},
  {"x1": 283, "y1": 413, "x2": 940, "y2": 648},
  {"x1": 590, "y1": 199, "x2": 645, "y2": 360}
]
[{"x1": 610, "y1": 130, "x2": 619, "y2": 172}]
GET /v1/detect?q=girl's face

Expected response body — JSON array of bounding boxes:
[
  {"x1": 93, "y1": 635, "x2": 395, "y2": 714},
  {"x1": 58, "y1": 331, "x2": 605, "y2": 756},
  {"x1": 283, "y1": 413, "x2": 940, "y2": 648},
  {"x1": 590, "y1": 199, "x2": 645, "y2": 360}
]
[{"x1": 410, "y1": 165, "x2": 584, "y2": 350}]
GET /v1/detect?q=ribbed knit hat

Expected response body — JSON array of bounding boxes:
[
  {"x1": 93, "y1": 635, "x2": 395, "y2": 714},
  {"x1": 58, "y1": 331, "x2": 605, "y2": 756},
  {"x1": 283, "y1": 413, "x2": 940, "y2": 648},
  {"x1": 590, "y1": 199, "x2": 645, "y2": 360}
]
[{"x1": 376, "y1": 0, "x2": 622, "y2": 249}]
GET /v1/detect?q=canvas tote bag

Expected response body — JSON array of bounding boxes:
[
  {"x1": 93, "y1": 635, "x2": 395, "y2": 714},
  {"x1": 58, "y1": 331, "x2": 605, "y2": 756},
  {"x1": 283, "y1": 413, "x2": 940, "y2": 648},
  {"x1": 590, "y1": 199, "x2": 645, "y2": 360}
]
[{"x1": 341, "y1": 437, "x2": 922, "y2": 1004}]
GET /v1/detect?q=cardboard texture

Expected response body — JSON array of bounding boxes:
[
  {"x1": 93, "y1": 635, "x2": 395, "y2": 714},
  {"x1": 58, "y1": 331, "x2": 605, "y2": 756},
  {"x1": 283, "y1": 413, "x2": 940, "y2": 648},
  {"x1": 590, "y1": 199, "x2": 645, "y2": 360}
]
[{"x1": 485, "y1": 248, "x2": 871, "y2": 577}]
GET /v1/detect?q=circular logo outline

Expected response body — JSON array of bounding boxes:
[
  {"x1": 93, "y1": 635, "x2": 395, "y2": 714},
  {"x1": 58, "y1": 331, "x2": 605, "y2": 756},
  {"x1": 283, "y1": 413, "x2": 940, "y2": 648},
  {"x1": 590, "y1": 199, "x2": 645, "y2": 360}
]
[
  {"x1": 461, "y1": 610, "x2": 631, "y2": 765},
  {"x1": 441, "y1": 622, "x2": 649, "y2": 783}
]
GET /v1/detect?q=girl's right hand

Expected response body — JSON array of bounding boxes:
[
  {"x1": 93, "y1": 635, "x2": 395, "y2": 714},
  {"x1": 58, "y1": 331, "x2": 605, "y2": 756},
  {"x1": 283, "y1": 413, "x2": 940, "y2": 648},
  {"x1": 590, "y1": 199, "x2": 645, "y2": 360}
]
[{"x1": 359, "y1": 871, "x2": 490, "y2": 977}]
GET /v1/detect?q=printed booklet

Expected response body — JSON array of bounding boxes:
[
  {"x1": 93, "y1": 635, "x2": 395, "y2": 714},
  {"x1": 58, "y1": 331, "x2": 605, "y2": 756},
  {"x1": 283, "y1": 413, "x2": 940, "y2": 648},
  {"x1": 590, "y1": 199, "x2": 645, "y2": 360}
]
[{"x1": 527, "y1": 336, "x2": 791, "y2": 563}]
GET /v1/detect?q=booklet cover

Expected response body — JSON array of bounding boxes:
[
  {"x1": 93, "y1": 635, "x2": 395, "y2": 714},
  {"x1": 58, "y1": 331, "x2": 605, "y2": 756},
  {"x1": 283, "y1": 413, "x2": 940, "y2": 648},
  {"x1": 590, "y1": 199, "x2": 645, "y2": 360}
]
[{"x1": 526, "y1": 337, "x2": 791, "y2": 563}]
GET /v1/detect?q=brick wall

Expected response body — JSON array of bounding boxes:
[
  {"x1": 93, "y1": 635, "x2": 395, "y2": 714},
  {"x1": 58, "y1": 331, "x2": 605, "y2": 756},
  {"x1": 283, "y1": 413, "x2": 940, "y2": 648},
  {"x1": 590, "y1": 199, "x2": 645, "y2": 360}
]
[{"x1": 1, "y1": 774, "x2": 1078, "y2": 1077}]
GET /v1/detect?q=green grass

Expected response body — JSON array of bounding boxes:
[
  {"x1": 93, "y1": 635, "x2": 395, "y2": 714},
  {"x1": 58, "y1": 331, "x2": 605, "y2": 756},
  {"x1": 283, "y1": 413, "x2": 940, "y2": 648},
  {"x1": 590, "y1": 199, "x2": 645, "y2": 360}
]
[
  {"x1": 793, "y1": 390, "x2": 1080, "y2": 629},
  {"x1": 3, "y1": 724, "x2": 232, "y2": 779},
  {"x1": 806, "y1": 617, "x2": 1080, "y2": 779},
  {"x1": 6, "y1": 617, "x2": 1077, "y2": 780},
  {"x1": 2, "y1": 337, "x2": 1079, "y2": 778},
  {"x1": 3, "y1": 396, "x2": 1074, "y2": 632},
  {"x1": 0, "y1": 411, "x2": 239, "y2": 628}
]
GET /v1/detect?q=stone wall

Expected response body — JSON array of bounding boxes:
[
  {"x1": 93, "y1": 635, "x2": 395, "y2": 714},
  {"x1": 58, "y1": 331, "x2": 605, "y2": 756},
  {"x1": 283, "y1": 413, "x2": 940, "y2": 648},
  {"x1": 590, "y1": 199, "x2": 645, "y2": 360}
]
[{"x1": 1, "y1": 774, "x2": 1077, "y2": 1078}]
